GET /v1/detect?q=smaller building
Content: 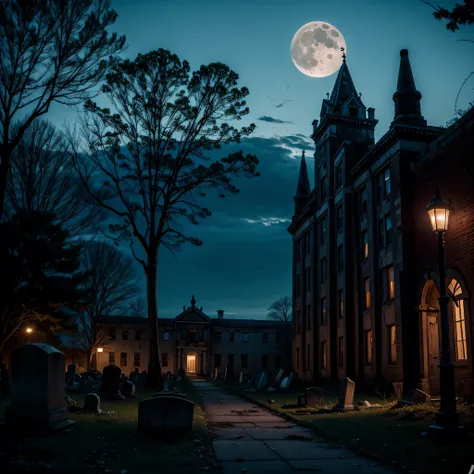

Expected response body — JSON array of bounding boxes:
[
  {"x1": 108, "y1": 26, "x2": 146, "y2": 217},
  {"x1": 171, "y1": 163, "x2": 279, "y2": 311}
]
[{"x1": 98, "y1": 296, "x2": 291, "y2": 377}]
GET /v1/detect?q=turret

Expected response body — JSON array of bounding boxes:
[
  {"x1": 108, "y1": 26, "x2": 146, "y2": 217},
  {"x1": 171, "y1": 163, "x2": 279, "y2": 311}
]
[{"x1": 293, "y1": 150, "x2": 311, "y2": 215}]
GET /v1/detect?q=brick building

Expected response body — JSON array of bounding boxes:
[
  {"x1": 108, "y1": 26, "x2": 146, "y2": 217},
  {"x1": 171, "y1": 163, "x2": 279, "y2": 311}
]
[
  {"x1": 288, "y1": 48, "x2": 473, "y2": 397},
  {"x1": 98, "y1": 296, "x2": 289, "y2": 377}
]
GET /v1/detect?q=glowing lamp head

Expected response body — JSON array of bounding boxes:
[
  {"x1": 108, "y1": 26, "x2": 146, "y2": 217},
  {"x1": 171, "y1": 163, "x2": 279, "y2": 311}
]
[
  {"x1": 426, "y1": 190, "x2": 451, "y2": 233},
  {"x1": 26, "y1": 328, "x2": 33, "y2": 334},
  {"x1": 97, "y1": 347, "x2": 104, "y2": 353}
]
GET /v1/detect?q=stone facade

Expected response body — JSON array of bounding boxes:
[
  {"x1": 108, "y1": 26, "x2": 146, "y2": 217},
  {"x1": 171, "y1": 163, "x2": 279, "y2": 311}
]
[
  {"x1": 288, "y1": 48, "x2": 474, "y2": 398},
  {"x1": 98, "y1": 296, "x2": 289, "y2": 377}
]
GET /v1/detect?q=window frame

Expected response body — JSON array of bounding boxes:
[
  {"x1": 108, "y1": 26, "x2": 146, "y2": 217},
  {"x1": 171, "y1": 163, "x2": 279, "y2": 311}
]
[{"x1": 321, "y1": 298, "x2": 327, "y2": 326}]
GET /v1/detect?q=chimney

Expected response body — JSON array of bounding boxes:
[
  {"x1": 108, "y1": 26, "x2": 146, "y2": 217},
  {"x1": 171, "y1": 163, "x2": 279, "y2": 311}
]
[
  {"x1": 367, "y1": 107, "x2": 375, "y2": 120},
  {"x1": 217, "y1": 310, "x2": 224, "y2": 319}
]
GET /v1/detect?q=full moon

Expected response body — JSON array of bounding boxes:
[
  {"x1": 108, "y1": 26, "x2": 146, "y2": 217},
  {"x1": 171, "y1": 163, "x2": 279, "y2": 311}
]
[{"x1": 291, "y1": 21, "x2": 347, "y2": 78}]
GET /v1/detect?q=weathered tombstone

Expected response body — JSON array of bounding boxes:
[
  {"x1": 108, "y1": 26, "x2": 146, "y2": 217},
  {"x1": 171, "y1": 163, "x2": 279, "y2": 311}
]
[
  {"x1": 100, "y1": 365, "x2": 125, "y2": 400},
  {"x1": 83, "y1": 393, "x2": 101, "y2": 414},
  {"x1": 122, "y1": 380, "x2": 136, "y2": 398},
  {"x1": 257, "y1": 372, "x2": 269, "y2": 390},
  {"x1": 275, "y1": 368, "x2": 284, "y2": 383},
  {"x1": 9, "y1": 344, "x2": 75, "y2": 431},
  {"x1": 138, "y1": 396, "x2": 194, "y2": 435},
  {"x1": 407, "y1": 389, "x2": 431, "y2": 405},
  {"x1": 335, "y1": 377, "x2": 355, "y2": 411},
  {"x1": 305, "y1": 387, "x2": 325, "y2": 407},
  {"x1": 280, "y1": 377, "x2": 289, "y2": 389},
  {"x1": 239, "y1": 370, "x2": 244, "y2": 383}
]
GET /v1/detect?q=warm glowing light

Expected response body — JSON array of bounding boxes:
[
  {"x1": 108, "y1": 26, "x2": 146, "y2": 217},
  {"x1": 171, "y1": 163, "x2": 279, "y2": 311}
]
[
  {"x1": 97, "y1": 347, "x2": 104, "y2": 353},
  {"x1": 26, "y1": 328, "x2": 33, "y2": 334},
  {"x1": 426, "y1": 191, "x2": 451, "y2": 233}
]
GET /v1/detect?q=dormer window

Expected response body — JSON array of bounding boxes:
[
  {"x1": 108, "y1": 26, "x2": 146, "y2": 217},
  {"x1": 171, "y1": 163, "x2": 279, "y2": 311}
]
[{"x1": 349, "y1": 105, "x2": 358, "y2": 118}]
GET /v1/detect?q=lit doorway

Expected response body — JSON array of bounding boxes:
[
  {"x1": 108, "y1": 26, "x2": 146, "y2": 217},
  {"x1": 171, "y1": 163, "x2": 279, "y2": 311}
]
[{"x1": 186, "y1": 353, "x2": 196, "y2": 375}]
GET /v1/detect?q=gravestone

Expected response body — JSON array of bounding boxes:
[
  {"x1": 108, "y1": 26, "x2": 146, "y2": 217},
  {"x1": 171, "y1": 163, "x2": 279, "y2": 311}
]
[
  {"x1": 138, "y1": 396, "x2": 194, "y2": 435},
  {"x1": 100, "y1": 365, "x2": 125, "y2": 400},
  {"x1": 122, "y1": 380, "x2": 136, "y2": 398},
  {"x1": 280, "y1": 377, "x2": 289, "y2": 389},
  {"x1": 253, "y1": 372, "x2": 262, "y2": 388},
  {"x1": 9, "y1": 344, "x2": 75, "y2": 431},
  {"x1": 305, "y1": 387, "x2": 325, "y2": 407},
  {"x1": 335, "y1": 377, "x2": 355, "y2": 411},
  {"x1": 239, "y1": 370, "x2": 244, "y2": 383},
  {"x1": 275, "y1": 368, "x2": 284, "y2": 383},
  {"x1": 287, "y1": 372, "x2": 295, "y2": 388},
  {"x1": 257, "y1": 372, "x2": 269, "y2": 390},
  {"x1": 83, "y1": 393, "x2": 101, "y2": 413},
  {"x1": 407, "y1": 388, "x2": 431, "y2": 405}
]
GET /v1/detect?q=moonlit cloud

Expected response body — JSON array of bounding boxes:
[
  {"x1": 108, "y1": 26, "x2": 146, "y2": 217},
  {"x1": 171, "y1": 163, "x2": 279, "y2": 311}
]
[
  {"x1": 258, "y1": 115, "x2": 293, "y2": 124},
  {"x1": 243, "y1": 217, "x2": 291, "y2": 227}
]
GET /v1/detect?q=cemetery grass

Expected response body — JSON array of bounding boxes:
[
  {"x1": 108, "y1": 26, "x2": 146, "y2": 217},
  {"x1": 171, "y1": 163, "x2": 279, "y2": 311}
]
[
  {"x1": 0, "y1": 377, "x2": 218, "y2": 474},
  {"x1": 213, "y1": 380, "x2": 474, "y2": 474}
]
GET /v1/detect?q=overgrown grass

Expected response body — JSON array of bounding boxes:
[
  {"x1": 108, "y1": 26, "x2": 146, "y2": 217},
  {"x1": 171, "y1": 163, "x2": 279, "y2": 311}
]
[
  {"x1": 0, "y1": 377, "x2": 218, "y2": 474},
  {"x1": 213, "y1": 379, "x2": 474, "y2": 474}
]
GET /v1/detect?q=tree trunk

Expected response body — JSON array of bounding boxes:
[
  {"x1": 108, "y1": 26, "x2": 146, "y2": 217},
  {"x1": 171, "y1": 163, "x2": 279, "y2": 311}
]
[
  {"x1": 146, "y1": 251, "x2": 164, "y2": 390},
  {"x1": 0, "y1": 144, "x2": 11, "y2": 221},
  {"x1": 87, "y1": 348, "x2": 93, "y2": 370}
]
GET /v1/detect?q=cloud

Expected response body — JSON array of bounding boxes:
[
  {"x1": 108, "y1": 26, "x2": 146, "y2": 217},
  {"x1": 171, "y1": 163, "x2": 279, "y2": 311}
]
[
  {"x1": 257, "y1": 115, "x2": 292, "y2": 124},
  {"x1": 243, "y1": 217, "x2": 291, "y2": 227}
]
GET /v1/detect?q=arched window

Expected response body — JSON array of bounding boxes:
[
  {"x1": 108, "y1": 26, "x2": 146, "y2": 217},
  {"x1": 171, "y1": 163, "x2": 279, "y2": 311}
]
[
  {"x1": 448, "y1": 279, "x2": 468, "y2": 361},
  {"x1": 188, "y1": 326, "x2": 197, "y2": 342}
]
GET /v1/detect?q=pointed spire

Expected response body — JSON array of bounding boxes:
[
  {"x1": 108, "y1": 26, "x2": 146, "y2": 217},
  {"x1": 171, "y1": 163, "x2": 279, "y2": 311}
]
[
  {"x1": 191, "y1": 295, "x2": 196, "y2": 307},
  {"x1": 294, "y1": 150, "x2": 311, "y2": 214},
  {"x1": 392, "y1": 49, "x2": 426, "y2": 127},
  {"x1": 329, "y1": 59, "x2": 358, "y2": 107}
]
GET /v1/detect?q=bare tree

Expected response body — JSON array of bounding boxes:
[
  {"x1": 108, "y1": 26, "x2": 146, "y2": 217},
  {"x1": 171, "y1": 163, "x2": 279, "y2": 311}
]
[
  {"x1": 77, "y1": 240, "x2": 139, "y2": 369},
  {"x1": 267, "y1": 296, "x2": 292, "y2": 322},
  {"x1": 0, "y1": 0, "x2": 126, "y2": 220},
  {"x1": 69, "y1": 49, "x2": 259, "y2": 388},
  {"x1": 129, "y1": 298, "x2": 147, "y2": 318},
  {"x1": 5, "y1": 119, "x2": 102, "y2": 235}
]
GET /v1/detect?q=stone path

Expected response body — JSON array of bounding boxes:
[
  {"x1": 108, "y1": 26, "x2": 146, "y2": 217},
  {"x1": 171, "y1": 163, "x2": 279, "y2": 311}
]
[{"x1": 192, "y1": 379, "x2": 397, "y2": 474}]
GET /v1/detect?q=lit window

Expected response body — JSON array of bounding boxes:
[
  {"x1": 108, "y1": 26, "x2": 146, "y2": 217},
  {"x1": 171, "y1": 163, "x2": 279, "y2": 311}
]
[
  {"x1": 387, "y1": 266, "x2": 395, "y2": 300},
  {"x1": 388, "y1": 326, "x2": 397, "y2": 363},
  {"x1": 365, "y1": 330, "x2": 373, "y2": 364},
  {"x1": 448, "y1": 279, "x2": 468, "y2": 361},
  {"x1": 364, "y1": 278, "x2": 371, "y2": 309},
  {"x1": 362, "y1": 230, "x2": 369, "y2": 259}
]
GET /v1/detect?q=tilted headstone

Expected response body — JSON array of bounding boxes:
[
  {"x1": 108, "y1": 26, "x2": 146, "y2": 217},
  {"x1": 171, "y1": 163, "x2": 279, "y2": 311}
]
[
  {"x1": 407, "y1": 389, "x2": 431, "y2": 405},
  {"x1": 280, "y1": 377, "x2": 289, "y2": 389},
  {"x1": 122, "y1": 380, "x2": 136, "y2": 398},
  {"x1": 100, "y1": 365, "x2": 125, "y2": 400},
  {"x1": 138, "y1": 396, "x2": 194, "y2": 434},
  {"x1": 305, "y1": 387, "x2": 325, "y2": 407},
  {"x1": 257, "y1": 372, "x2": 269, "y2": 390},
  {"x1": 83, "y1": 393, "x2": 101, "y2": 413},
  {"x1": 9, "y1": 344, "x2": 75, "y2": 431},
  {"x1": 336, "y1": 377, "x2": 355, "y2": 410},
  {"x1": 275, "y1": 368, "x2": 284, "y2": 383},
  {"x1": 239, "y1": 370, "x2": 244, "y2": 383}
]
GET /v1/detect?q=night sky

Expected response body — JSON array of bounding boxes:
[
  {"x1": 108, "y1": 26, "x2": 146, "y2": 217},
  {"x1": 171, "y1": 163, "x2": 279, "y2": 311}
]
[{"x1": 49, "y1": 0, "x2": 473, "y2": 319}]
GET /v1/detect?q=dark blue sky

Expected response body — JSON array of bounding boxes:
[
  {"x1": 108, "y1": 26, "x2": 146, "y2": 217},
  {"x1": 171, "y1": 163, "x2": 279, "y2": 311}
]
[{"x1": 51, "y1": 0, "x2": 473, "y2": 319}]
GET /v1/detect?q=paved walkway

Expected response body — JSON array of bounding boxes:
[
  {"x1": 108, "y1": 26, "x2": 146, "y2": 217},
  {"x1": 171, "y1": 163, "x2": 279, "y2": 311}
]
[{"x1": 192, "y1": 379, "x2": 397, "y2": 474}]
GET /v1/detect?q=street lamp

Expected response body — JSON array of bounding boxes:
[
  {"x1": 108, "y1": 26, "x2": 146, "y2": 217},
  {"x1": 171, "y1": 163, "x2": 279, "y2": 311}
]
[
  {"x1": 97, "y1": 347, "x2": 103, "y2": 371},
  {"x1": 26, "y1": 327, "x2": 33, "y2": 343},
  {"x1": 426, "y1": 190, "x2": 461, "y2": 432}
]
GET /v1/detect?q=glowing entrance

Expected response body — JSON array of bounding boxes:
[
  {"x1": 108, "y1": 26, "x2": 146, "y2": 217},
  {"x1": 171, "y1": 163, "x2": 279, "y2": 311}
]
[{"x1": 186, "y1": 353, "x2": 196, "y2": 374}]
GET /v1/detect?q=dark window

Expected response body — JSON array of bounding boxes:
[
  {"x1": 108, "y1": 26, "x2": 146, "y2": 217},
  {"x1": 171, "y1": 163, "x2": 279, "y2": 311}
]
[
  {"x1": 296, "y1": 310, "x2": 301, "y2": 334},
  {"x1": 134, "y1": 353, "x2": 141, "y2": 367},
  {"x1": 228, "y1": 353, "x2": 234, "y2": 367},
  {"x1": 320, "y1": 215, "x2": 327, "y2": 245},
  {"x1": 306, "y1": 305, "x2": 311, "y2": 330},
  {"x1": 307, "y1": 344, "x2": 311, "y2": 369},
  {"x1": 214, "y1": 332, "x2": 221, "y2": 343},
  {"x1": 360, "y1": 187, "x2": 368, "y2": 217},
  {"x1": 378, "y1": 218, "x2": 385, "y2": 248},
  {"x1": 214, "y1": 353, "x2": 222, "y2": 368},
  {"x1": 162, "y1": 353, "x2": 168, "y2": 367},
  {"x1": 321, "y1": 341, "x2": 327, "y2": 369},
  {"x1": 135, "y1": 330, "x2": 141, "y2": 341},
  {"x1": 320, "y1": 257, "x2": 327, "y2": 282},
  {"x1": 109, "y1": 352, "x2": 115, "y2": 365},
  {"x1": 296, "y1": 273, "x2": 301, "y2": 297},
  {"x1": 305, "y1": 231, "x2": 311, "y2": 254},
  {"x1": 337, "y1": 244, "x2": 344, "y2": 273},
  {"x1": 262, "y1": 354, "x2": 268, "y2": 369},
  {"x1": 262, "y1": 332, "x2": 269, "y2": 343},
  {"x1": 336, "y1": 204, "x2": 343, "y2": 232},
  {"x1": 320, "y1": 176, "x2": 328, "y2": 201},
  {"x1": 387, "y1": 265, "x2": 395, "y2": 300},
  {"x1": 188, "y1": 329, "x2": 196, "y2": 342},
  {"x1": 321, "y1": 298, "x2": 327, "y2": 326},
  {"x1": 230, "y1": 332, "x2": 235, "y2": 342},
  {"x1": 276, "y1": 354, "x2": 282, "y2": 369},
  {"x1": 306, "y1": 267, "x2": 311, "y2": 289},
  {"x1": 338, "y1": 337, "x2": 344, "y2": 367},
  {"x1": 242, "y1": 332, "x2": 249, "y2": 343},
  {"x1": 365, "y1": 330, "x2": 373, "y2": 364},
  {"x1": 122, "y1": 330, "x2": 128, "y2": 341},
  {"x1": 349, "y1": 105, "x2": 358, "y2": 118},
  {"x1": 241, "y1": 354, "x2": 248, "y2": 369},
  {"x1": 109, "y1": 327, "x2": 116, "y2": 340},
  {"x1": 385, "y1": 214, "x2": 392, "y2": 246},
  {"x1": 335, "y1": 163, "x2": 343, "y2": 188},
  {"x1": 296, "y1": 347, "x2": 300, "y2": 370},
  {"x1": 120, "y1": 352, "x2": 127, "y2": 367},
  {"x1": 338, "y1": 289, "x2": 344, "y2": 319},
  {"x1": 378, "y1": 168, "x2": 391, "y2": 201},
  {"x1": 364, "y1": 278, "x2": 371, "y2": 309},
  {"x1": 296, "y1": 240, "x2": 301, "y2": 263},
  {"x1": 388, "y1": 325, "x2": 397, "y2": 363},
  {"x1": 164, "y1": 331, "x2": 170, "y2": 341},
  {"x1": 362, "y1": 230, "x2": 369, "y2": 259}
]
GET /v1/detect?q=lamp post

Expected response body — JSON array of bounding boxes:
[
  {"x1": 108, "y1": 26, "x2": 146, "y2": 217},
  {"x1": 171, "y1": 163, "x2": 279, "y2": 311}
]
[
  {"x1": 26, "y1": 327, "x2": 33, "y2": 343},
  {"x1": 425, "y1": 190, "x2": 461, "y2": 431},
  {"x1": 97, "y1": 347, "x2": 103, "y2": 371}
]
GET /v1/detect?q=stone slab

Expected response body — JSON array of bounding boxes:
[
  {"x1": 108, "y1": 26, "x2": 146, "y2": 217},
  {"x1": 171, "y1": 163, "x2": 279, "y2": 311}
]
[
  {"x1": 248, "y1": 427, "x2": 315, "y2": 440},
  {"x1": 212, "y1": 440, "x2": 279, "y2": 461},
  {"x1": 252, "y1": 421, "x2": 297, "y2": 429},
  {"x1": 208, "y1": 422, "x2": 257, "y2": 429},
  {"x1": 264, "y1": 441, "x2": 357, "y2": 460},
  {"x1": 288, "y1": 458, "x2": 395, "y2": 473},
  {"x1": 209, "y1": 428, "x2": 253, "y2": 440},
  {"x1": 220, "y1": 460, "x2": 294, "y2": 474},
  {"x1": 207, "y1": 415, "x2": 250, "y2": 423}
]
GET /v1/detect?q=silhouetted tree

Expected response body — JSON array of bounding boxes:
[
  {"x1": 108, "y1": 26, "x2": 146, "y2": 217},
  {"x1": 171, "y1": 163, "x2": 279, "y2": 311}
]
[
  {"x1": 77, "y1": 240, "x2": 140, "y2": 368},
  {"x1": 267, "y1": 296, "x2": 292, "y2": 322},
  {"x1": 129, "y1": 298, "x2": 147, "y2": 318},
  {"x1": 70, "y1": 49, "x2": 259, "y2": 389},
  {"x1": 423, "y1": 0, "x2": 474, "y2": 31},
  {"x1": 0, "y1": 210, "x2": 90, "y2": 360},
  {"x1": 0, "y1": 0, "x2": 126, "y2": 220},
  {"x1": 5, "y1": 119, "x2": 102, "y2": 235}
]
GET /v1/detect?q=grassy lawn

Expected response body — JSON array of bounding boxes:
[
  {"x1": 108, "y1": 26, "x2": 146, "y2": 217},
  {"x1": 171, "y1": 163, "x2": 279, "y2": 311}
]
[
  {"x1": 0, "y1": 377, "x2": 219, "y2": 474},
  {"x1": 214, "y1": 379, "x2": 474, "y2": 474}
]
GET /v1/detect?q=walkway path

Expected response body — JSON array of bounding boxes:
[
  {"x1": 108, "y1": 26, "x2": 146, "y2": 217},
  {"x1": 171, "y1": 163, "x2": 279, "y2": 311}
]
[{"x1": 192, "y1": 379, "x2": 397, "y2": 474}]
